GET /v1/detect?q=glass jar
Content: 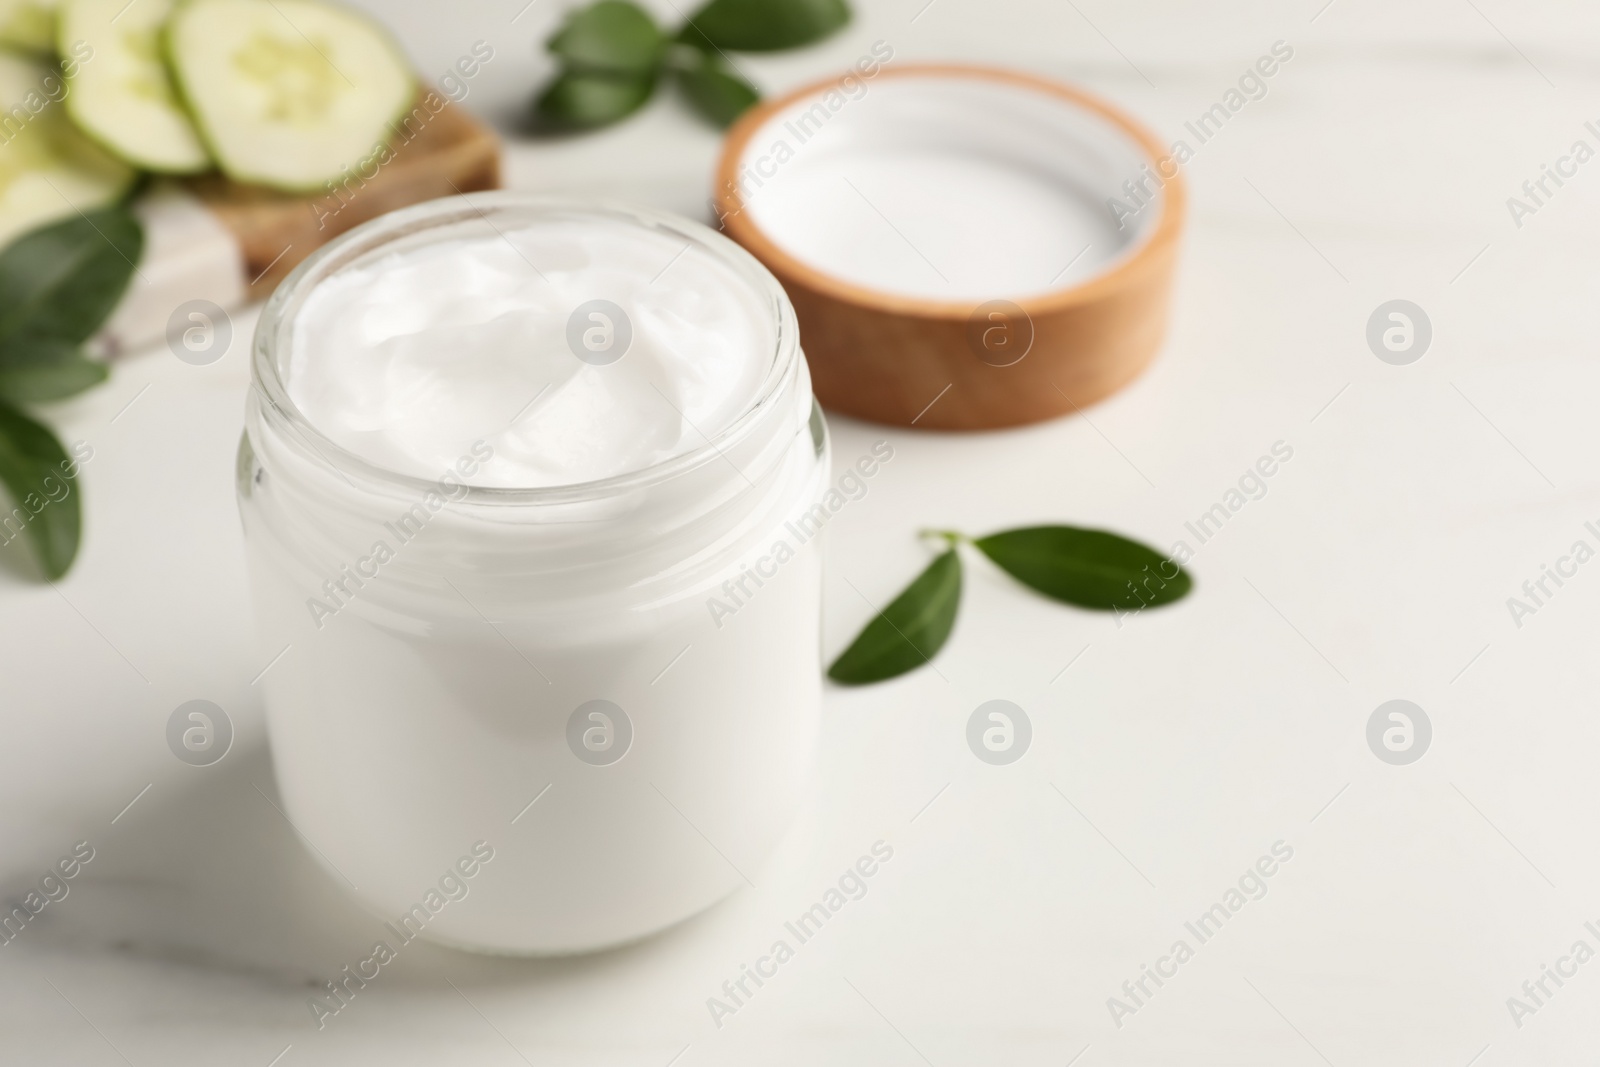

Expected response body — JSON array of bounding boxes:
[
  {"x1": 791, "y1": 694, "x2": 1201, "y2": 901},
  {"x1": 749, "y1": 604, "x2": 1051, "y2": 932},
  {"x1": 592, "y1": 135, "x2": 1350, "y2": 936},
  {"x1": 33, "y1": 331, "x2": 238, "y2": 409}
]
[{"x1": 238, "y1": 195, "x2": 828, "y2": 954}]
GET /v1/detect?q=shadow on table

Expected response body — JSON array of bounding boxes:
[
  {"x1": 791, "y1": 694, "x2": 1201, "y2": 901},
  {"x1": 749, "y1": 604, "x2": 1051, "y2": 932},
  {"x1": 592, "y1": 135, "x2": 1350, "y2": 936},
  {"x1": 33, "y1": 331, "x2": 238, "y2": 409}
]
[{"x1": 20, "y1": 739, "x2": 722, "y2": 1000}]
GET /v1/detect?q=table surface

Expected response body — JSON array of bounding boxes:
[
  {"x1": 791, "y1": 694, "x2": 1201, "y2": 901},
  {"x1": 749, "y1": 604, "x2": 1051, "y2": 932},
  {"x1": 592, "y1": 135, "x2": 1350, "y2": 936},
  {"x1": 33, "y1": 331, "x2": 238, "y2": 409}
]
[{"x1": 5, "y1": 1, "x2": 1600, "y2": 1063}]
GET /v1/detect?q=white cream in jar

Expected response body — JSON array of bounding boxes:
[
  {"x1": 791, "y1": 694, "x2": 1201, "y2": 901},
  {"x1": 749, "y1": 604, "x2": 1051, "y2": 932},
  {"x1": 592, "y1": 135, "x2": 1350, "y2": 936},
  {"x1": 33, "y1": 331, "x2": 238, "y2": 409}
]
[
  {"x1": 240, "y1": 196, "x2": 828, "y2": 955},
  {"x1": 285, "y1": 217, "x2": 774, "y2": 487}
]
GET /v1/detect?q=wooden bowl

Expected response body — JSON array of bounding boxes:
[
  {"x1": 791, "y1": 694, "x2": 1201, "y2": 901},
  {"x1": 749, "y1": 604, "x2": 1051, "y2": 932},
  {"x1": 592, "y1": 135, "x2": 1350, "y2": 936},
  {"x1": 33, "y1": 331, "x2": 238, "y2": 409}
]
[{"x1": 714, "y1": 64, "x2": 1185, "y2": 431}]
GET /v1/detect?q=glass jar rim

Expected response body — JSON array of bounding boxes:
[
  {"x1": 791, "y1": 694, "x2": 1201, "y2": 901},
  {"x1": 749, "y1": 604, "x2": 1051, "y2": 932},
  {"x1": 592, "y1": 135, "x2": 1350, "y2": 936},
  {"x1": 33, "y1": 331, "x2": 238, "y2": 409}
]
[{"x1": 250, "y1": 192, "x2": 803, "y2": 506}]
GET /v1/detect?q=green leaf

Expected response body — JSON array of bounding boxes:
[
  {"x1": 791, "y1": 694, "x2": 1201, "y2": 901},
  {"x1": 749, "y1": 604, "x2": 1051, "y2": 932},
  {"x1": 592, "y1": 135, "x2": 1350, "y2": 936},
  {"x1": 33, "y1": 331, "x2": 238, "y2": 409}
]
[
  {"x1": 674, "y1": 51, "x2": 759, "y2": 127},
  {"x1": 828, "y1": 548, "x2": 962, "y2": 685},
  {"x1": 973, "y1": 525, "x2": 1191, "y2": 611},
  {"x1": 0, "y1": 344, "x2": 110, "y2": 403},
  {"x1": 548, "y1": 0, "x2": 665, "y2": 73},
  {"x1": 533, "y1": 69, "x2": 657, "y2": 131},
  {"x1": 0, "y1": 208, "x2": 143, "y2": 348},
  {"x1": 0, "y1": 398, "x2": 82, "y2": 580},
  {"x1": 679, "y1": 0, "x2": 849, "y2": 52}
]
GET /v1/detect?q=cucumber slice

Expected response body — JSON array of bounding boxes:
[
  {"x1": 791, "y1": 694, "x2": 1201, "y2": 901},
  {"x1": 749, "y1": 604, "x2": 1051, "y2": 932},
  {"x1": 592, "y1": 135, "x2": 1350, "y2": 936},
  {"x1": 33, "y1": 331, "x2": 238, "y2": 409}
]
[
  {"x1": 0, "y1": 53, "x2": 135, "y2": 248},
  {"x1": 0, "y1": 0, "x2": 58, "y2": 56},
  {"x1": 58, "y1": 0, "x2": 209, "y2": 172},
  {"x1": 165, "y1": 0, "x2": 415, "y2": 192}
]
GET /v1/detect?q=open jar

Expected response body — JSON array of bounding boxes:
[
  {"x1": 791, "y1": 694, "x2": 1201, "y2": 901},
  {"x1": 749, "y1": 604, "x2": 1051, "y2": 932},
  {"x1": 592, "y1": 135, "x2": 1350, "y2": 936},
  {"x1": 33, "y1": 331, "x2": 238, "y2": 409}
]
[{"x1": 238, "y1": 195, "x2": 828, "y2": 954}]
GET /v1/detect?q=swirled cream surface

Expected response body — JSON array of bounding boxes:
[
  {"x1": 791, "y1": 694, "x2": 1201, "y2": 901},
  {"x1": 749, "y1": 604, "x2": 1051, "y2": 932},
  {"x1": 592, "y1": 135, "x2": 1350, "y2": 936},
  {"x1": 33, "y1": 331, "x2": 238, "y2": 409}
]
[{"x1": 286, "y1": 217, "x2": 774, "y2": 488}]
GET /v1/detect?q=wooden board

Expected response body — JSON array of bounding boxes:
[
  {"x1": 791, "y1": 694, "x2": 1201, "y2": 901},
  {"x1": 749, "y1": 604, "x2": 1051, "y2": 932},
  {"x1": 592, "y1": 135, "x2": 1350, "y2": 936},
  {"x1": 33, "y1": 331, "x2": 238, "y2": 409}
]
[{"x1": 185, "y1": 92, "x2": 501, "y2": 295}]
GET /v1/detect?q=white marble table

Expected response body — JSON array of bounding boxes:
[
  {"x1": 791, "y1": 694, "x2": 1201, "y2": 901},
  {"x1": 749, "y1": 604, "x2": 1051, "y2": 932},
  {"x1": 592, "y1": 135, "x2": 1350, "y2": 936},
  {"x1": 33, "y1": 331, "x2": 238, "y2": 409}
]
[{"x1": 5, "y1": 0, "x2": 1600, "y2": 1063}]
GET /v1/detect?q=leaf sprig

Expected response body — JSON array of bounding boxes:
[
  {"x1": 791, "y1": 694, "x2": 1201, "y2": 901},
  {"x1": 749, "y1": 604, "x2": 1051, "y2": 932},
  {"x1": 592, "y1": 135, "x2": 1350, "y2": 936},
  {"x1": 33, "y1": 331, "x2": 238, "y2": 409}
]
[
  {"x1": 534, "y1": 0, "x2": 850, "y2": 131},
  {"x1": 0, "y1": 207, "x2": 142, "y2": 579},
  {"x1": 828, "y1": 525, "x2": 1194, "y2": 685}
]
